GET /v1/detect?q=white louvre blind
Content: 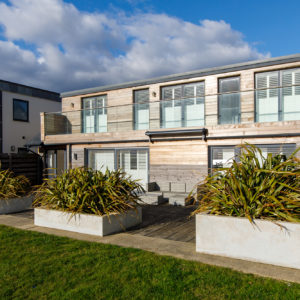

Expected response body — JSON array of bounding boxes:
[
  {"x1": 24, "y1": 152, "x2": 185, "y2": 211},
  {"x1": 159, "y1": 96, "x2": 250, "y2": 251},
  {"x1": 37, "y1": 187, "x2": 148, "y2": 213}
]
[
  {"x1": 134, "y1": 89, "x2": 149, "y2": 130},
  {"x1": 161, "y1": 82, "x2": 205, "y2": 128},
  {"x1": 282, "y1": 68, "x2": 300, "y2": 120},
  {"x1": 117, "y1": 150, "x2": 148, "y2": 187},
  {"x1": 91, "y1": 150, "x2": 115, "y2": 171},
  {"x1": 256, "y1": 72, "x2": 279, "y2": 122}
]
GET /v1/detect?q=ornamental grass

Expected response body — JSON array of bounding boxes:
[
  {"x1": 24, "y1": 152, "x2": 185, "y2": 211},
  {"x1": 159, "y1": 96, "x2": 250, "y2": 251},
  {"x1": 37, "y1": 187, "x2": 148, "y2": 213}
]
[
  {"x1": 193, "y1": 144, "x2": 300, "y2": 223},
  {"x1": 0, "y1": 169, "x2": 31, "y2": 199},
  {"x1": 33, "y1": 167, "x2": 144, "y2": 216}
]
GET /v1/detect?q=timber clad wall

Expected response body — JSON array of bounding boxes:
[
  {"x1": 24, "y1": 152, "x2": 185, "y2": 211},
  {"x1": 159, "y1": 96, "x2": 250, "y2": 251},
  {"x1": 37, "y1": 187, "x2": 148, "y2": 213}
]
[{"x1": 42, "y1": 58, "x2": 300, "y2": 190}]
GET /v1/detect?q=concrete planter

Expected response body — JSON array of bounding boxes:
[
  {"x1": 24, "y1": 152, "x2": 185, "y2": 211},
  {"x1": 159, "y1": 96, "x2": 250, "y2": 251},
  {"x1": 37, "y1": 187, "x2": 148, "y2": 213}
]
[
  {"x1": 34, "y1": 207, "x2": 142, "y2": 236},
  {"x1": 196, "y1": 214, "x2": 300, "y2": 269},
  {"x1": 0, "y1": 195, "x2": 33, "y2": 214}
]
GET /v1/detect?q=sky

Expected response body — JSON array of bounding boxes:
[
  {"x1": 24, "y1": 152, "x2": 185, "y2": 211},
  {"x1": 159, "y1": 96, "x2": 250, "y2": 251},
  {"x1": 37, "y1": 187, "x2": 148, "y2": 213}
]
[{"x1": 0, "y1": 0, "x2": 299, "y2": 92}]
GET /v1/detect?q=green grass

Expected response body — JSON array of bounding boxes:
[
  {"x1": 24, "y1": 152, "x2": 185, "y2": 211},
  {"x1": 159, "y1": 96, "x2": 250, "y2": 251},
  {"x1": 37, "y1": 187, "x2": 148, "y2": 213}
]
[{"x1": 0, "y1": 225, "x2": 299, "y2": 300}]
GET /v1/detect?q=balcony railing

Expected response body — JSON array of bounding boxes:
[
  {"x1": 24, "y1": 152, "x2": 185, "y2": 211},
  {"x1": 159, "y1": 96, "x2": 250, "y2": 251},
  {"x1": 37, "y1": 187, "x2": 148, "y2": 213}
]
[{"x1": 44, "y1": 86, "x2": 300, "y2": 136}]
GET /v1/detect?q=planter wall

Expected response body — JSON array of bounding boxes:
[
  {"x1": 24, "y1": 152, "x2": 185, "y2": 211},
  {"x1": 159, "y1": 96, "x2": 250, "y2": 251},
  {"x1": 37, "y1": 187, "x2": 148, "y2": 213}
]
[
  {"x1": 0, "y1": 196, "x2": 33, "y2": 214},
  {"x1": 196, "y1": 214, "x2": 300, "y2": 269},
  {"x1": 34, "y1": 207, "x2": 142, "y2": 236}
]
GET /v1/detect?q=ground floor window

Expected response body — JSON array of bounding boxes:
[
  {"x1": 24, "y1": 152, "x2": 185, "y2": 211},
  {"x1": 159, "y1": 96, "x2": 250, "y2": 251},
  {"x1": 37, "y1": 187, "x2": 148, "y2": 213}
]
[
  {"x1": 87, "y1": 148, "x2": 148, "y2": 187},
  {"x1": 209, "y1": 143, "x2": 296, "y2": 170}
]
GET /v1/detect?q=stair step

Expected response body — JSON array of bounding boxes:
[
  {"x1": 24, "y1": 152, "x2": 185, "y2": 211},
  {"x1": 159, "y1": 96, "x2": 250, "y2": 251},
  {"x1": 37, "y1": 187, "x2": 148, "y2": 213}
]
[{"x1": 139, "y1": 192, "x2": 166, "y2": 205}]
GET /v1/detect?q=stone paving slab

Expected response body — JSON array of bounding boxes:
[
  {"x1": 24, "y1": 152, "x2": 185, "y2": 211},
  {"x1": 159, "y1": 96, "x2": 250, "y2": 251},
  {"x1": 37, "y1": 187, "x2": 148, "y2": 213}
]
[{"x1": 0, "y1": 211, "x2": 299, "y2": 284}]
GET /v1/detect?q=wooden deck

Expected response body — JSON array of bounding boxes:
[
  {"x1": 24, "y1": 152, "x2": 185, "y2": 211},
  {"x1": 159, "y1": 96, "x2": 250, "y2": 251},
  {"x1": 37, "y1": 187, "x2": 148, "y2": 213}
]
[{"x1": 129, "y1": 205, "x2": 196, "y2": 243}]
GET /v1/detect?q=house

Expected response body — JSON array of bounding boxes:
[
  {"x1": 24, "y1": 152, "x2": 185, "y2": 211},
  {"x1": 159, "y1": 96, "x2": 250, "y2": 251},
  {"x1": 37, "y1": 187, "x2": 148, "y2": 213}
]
[
  {"x1": 0, "y1": 79, "x2": 60, "y2": 154},
  {"x1": 40, "y1": 54, "x2": 300, "y2": 203}
]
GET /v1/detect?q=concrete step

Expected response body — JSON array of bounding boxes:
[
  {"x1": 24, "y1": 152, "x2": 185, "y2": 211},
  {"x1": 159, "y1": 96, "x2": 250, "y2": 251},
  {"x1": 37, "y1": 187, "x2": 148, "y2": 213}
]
[
  {"x1": 139, "y1": 192, "x2": 167, "y2": 205},
  {"x1": 163, "y1": 192, "x2": 193, "y2": 206}
]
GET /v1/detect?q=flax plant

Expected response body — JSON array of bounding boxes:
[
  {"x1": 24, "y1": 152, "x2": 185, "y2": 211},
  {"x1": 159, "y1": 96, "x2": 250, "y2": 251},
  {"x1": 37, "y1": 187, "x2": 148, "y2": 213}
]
[
  {"x1": 0, "y1": 169, "x2": 31, "y2": 199},
  {"x1": 33, "y1": 167, "x2": 144, "y2": 216},
  {"x1": 193, "y1": 144, "x2": 300, "y2": 223}
]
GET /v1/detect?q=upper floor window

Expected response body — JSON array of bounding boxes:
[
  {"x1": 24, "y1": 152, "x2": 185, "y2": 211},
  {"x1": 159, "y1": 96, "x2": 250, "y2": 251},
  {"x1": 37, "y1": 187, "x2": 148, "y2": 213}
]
[
  {"x1": 161, "y1": 82, "x2": 205, "y2": 128},
  {"x1": 133, "y1": 89, "x2": 149, "y2": 130},
  {"x1": 13, "y1": 99, "x2": 29, "y2": 122},
  {"x1": 218, "y1": 77, "x2": 240, "y2": 125},
  {"x1": 255, "y1": 68, "x2": 300, "y2": 122},
  {"x1": 82, "y1": 95, "x2": 107, "y2": 133}
]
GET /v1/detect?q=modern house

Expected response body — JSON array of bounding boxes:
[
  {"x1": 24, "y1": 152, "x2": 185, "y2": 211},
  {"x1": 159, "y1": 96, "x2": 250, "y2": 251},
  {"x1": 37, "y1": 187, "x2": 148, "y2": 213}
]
[
  {"x1": 0, "y1": 79, "x2": 60, "y2": 154},
  {"x1": 40, "y1": 54, "x2": 300, "y2": 203}
]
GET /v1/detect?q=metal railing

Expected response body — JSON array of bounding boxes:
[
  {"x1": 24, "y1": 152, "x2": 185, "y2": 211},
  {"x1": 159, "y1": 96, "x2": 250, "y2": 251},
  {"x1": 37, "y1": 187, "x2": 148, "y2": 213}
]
[{"x1": 44, "y1": 86, "x2": 300, "y2": 136}]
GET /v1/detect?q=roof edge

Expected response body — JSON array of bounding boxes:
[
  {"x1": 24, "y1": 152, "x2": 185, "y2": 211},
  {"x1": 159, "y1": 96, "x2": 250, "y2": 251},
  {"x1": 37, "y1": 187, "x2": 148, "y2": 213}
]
[{"x1": 61, "y1": 53, "x2": 300, "y2": 98}]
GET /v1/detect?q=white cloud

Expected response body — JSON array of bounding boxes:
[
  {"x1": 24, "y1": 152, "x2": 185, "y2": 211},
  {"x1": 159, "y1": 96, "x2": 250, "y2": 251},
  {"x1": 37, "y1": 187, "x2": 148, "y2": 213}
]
[{"x1": 0, "y1": 0, "x2": 269, "y2": 92}]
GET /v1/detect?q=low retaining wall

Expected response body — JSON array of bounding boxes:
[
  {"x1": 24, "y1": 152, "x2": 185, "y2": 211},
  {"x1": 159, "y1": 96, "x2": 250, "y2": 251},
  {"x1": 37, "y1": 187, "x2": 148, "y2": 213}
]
[
  {"x1": 34, "y1": 207, "x2": 142, "y2": 236},
  {"x1": 0, "y1": 196, "x2": 33, "y2": 214},
  {"x1": 196, "y1": 214, "x2": 300, "y2": 269}
]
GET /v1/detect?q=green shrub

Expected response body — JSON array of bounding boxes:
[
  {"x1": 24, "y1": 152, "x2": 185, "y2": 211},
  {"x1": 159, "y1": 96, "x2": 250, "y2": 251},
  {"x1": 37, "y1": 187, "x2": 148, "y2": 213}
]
[
  {"x1": 33, "y1": 167, "x2": 144, "y2": 216},
  {"x1": 192, "y1": 144, "x2": 300, "y2": 223},
  {"x1": 0, "y1": 169, "x2": 31, "y2": 199}
]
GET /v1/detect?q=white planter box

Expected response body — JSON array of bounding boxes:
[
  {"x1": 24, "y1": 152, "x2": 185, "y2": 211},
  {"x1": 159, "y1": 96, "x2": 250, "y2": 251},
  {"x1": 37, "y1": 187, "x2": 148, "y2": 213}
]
[
  {"x1": 196, "y1": 214, "x2": 300, "y2": 269},
  {"x1": 34, "y1": 207, "x2": 142, "y2": 236},
  {"x1": 0, "y1": 196, "x2": 33, "y2": 214}
]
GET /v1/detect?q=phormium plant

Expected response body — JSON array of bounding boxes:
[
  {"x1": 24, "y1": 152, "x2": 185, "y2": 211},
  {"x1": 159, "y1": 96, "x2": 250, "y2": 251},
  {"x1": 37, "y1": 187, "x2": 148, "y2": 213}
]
[
  {"x1": 192, "y1": 144, "x2": 300, "y2": 223},
  {"x1": 0, "y1": 169, "x2": 31, "y2": 199},
  {"x1": 33, "y1": 167, "x2": 144, "y2": 216}
]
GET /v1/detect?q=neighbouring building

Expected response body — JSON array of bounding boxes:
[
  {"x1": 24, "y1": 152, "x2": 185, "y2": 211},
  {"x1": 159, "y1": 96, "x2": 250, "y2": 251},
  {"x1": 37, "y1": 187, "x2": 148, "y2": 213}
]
[
  {"x1": 40, "y1": 54, "x2": 300, "y2": 202},
  {"x1": 0, "y1": 80, "x2": 60, "y2": 154}
]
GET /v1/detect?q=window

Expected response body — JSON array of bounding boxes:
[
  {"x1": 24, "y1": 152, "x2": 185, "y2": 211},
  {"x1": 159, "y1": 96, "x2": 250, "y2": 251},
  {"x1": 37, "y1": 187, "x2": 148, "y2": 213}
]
[
  {"x1": 82, "y1": 95, "x2": 107, "y2": 133},
  {"x1": 218, "y1": 77, "x2": 240, "y2": 124},
  {"x1": 209, "y1": 144, "x2": 296, "y2": 170},
  {"x1": 13, "y1": 99, "x2": 29, "y2": 122},
  {"x1": 134, "y1": 89, "x2": 149, "y2": 130},
  {"x1": 161, "y1": 82, "x2": 205, "y2": 128},
  {"x1": 255, "y1": 68, "x2": 300, "y2": 122},
  {"x1": 87, "y1": 148, "x2": 148, "y2": 187}
]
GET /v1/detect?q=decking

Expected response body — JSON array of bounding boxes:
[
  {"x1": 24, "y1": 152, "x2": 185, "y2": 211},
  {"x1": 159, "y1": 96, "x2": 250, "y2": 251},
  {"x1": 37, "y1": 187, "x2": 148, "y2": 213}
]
[{"x1": 129, "y1": 204, "x2": 196, "y2": 243}]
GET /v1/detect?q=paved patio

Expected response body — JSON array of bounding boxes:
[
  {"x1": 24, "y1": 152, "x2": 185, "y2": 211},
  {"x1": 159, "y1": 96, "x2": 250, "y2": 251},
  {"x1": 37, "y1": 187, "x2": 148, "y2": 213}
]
[{"x1": 0, "y1": 205, "x2": 300, "y2": 284}]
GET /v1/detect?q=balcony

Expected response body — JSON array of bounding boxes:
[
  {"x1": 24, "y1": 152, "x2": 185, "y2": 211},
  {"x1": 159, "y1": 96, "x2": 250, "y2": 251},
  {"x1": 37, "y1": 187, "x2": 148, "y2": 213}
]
[{"x1": 43, "y1": 86, "x2": 300, "y2": 138}]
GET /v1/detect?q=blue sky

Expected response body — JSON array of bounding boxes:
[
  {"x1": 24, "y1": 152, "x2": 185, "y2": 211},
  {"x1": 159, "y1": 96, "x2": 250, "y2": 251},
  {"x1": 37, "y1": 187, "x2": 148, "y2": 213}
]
[
  {"x1": 0, "y1": 0, "x2": 298, "y2": 92},
  {"x1": 68, "y1": 0, "x2": 300, "y2": 57}
]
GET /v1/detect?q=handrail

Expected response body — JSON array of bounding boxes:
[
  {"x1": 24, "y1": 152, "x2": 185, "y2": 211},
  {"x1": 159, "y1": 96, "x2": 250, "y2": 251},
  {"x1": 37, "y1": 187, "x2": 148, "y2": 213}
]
[{"x1": 44, "y1": 84, "x2": 300, "y2": 114}]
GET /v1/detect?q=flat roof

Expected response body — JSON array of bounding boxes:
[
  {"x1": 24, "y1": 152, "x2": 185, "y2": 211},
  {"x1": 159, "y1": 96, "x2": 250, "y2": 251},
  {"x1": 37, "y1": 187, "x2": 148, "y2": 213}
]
[
  {"x1": 0, "y1": 79, "x2": 60, "y2": 102},
  {"x1": 61, "y1": 53, "x2": 300, "y2": 98}
]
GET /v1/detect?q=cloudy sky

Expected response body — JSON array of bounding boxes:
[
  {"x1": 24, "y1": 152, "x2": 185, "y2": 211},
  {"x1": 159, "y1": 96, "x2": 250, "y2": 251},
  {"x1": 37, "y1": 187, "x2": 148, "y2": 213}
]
[{"x1": 0, "y1": 0, "x2": 298, "y2": 92}]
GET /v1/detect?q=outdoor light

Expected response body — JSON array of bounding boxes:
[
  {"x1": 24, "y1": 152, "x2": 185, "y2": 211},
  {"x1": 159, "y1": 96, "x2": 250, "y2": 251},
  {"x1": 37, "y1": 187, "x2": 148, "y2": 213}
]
[
  {"x1": 152, "y1": 91, "x2": 157, "y2": 97},
  {"x1": 74, "y1": 153, "x2": 78, "y2": 160}
]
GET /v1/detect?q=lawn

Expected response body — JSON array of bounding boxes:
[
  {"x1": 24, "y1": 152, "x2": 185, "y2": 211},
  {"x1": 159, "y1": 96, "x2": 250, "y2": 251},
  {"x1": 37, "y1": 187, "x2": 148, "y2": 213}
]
[{"x1": 0, "y1": 225, "x2": 299, "y2": 300}]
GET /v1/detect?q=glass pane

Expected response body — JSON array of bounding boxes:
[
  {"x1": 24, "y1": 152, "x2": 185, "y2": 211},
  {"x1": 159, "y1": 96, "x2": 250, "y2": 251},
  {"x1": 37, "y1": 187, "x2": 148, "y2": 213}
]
[
  {"x1": 13, "y1": 99, "x2": 28, "y2": 121},
  {"x1": 88, "y1": 150, "x2": 115, "y2": 171},
  {"x1": 218, "y1": 93, "x2": 240, "y2": 124},
  {"x1": 183, "y1": 97, "x2": 204, "y2": 127},
  {"x1": 212, "y1": 147, "x2": 235, "y2": 169},
  {"x1": 161, "y1": 100, "x2": 182, "y2": 128},
  {"x1": 134, "y1": 90, "x2": 149, "y2": 130}
]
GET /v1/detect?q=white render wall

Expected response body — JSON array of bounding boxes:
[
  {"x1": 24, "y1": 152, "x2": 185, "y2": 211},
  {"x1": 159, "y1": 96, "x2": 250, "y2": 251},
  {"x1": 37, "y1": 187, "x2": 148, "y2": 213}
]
[
  {"x1": 2, "y1": 91, "x2": 60, "y2": 153},
  {"x1": 196, "y1": 214, "x2": 300, "y2": 269},
  {"x1": 35, "y1": 207, "x2": 142, "y2": 236}
]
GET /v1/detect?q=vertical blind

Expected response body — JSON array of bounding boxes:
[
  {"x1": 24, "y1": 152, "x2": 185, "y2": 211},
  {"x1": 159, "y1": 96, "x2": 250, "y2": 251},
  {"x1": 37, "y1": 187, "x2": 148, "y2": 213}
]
[
  {"x1": 134, "y1": 89, "x2": 149, "y2": 130},
  {"x1": 218, "y1": 77, "x2": 240, "y2": 125}
]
